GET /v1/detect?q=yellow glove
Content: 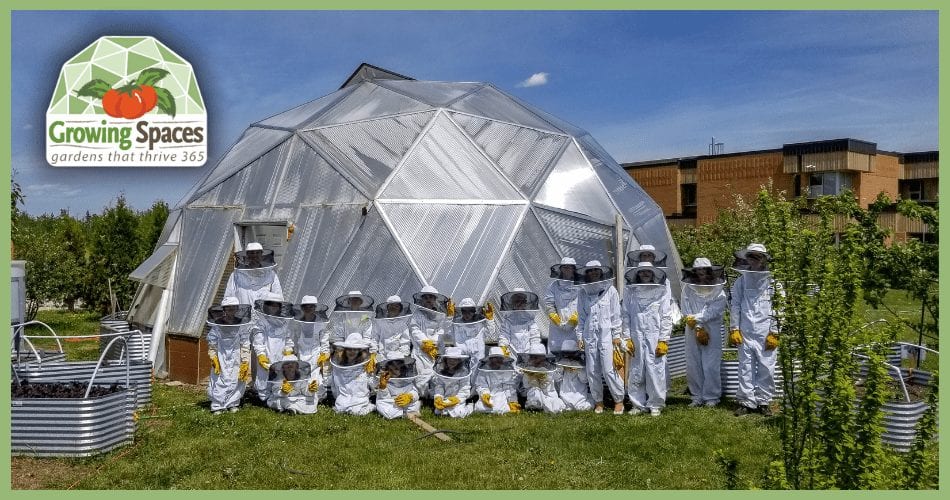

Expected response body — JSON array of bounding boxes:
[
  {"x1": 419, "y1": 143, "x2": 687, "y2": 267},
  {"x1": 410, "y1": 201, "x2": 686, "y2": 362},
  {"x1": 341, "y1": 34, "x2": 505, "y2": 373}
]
[
  {"x1": 316, "y1": 352, "x2": 330, "y2": 367},
  {"x1": 308, "y1": 380, "x2": 318, "y2": 393},
  {"x1": 446, "y1": 299, "x2": 456, "y2": 317},
  {"x1": 728, "y1": 329, "x2": 743, "y2": 347},
  {"x1": 209, "y1": 351, "x2": 221, "y2": 375},
  {"x1": 568, "y1": 312, "x2": 579, "y2": 327},
  {"x1": 508, "y1": 401, "x2": 521, "y2": 413},
  {"x1": 695, "y1": 327, "x2": 710, "y2": 346},
  {"x1": 257, "y1": 353, "x2": 270, "y2": 370},
  {"x1": 766, "y1": 332, "x2": 779, "y2": 350},
  {"x1": 421, "y1": 340, "x2": 438, "y2": 359},
  {"x1": 433, "y1": 396, "x2": 446, "y2": 410},
  {"x1": 378, "y1": 371, "x2": 391, "y2": 390},
  {"x1": 548, "y1": 312, "x2": 562, "y2": 326},
  {"x1": 655, "y1": 340, "x2": 669, "y2": 357},
  {"x1": 624, "y1": 338, "x2": 635, "y2": 354},
  {"x1": 394, "y1": 393, "x2": 413, "y2": 408},
  {"x1": 238, "y1": 360, "x2": 251, "y2": 383},
  {"x1": 685, "y1": 315, "x2": 697, "y2": 329},
  {"x1": 282, "y1": 348, "x2": 294, "y2": 357},
  {"x1": 365, "y1": 353, "x2": 377, "y2": 373},
  {"x1": 612, "y1": 347, "x2": 625, "y2": 371},
  {"x1": 446, "y1": 395, "x2": 461, "y2": 407},
  {"x1": 612, "y1": 338, "x2": 621, "y2": 348},
  {"x1": 281, "y1": 380, "x2": 293, "y2": 394},
  {"x1": 480, "y1": 392, "x2": 493, "y2": 408},
  {"x1": 501, "y1": 345, "x2": 511, "y2": 357},
  {"x1": 483, "y1": 302, "x2": 495, "y2": 321}
]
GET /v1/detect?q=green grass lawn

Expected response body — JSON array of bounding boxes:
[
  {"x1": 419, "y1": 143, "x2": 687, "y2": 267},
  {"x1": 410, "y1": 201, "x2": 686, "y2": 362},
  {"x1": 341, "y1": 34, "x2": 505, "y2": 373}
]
[{"x1": 10, "y1": 291, "x2": 938, "y2": 490}]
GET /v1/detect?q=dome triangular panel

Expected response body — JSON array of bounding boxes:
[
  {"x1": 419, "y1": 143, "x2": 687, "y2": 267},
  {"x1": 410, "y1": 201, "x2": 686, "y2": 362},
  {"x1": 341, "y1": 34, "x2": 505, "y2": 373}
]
[
  {"x1": 303, "y1": 82, "x2": 431, "y2": 128},
  {"x1": 300, "y1": 111, "x2": 434, "y2": 197},
  {"x1": 381, "y1": 203, "x2": 525, "y2": 301},
  {"x1": 533, "y1": 142, "x2": 618, "y2": 223},
  {"x1": 380, "y1": 113, "x2": 523, "y2": 200},
  {"x1": 374, "y1": 80, "x2": 483, "y2": 107},
  {"x1": 449, "y1": 85, "x2": 562, "y2": 134},
  {"x1": 452, "y1": 113, "x2": 569, "y2": 197}
]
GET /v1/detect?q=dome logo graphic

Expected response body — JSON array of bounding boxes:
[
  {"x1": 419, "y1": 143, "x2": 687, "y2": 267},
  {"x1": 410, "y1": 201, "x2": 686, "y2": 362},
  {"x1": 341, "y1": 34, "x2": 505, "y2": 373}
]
[{"x1": 46, "y1": 36, "x2": 207, "y2": 167}]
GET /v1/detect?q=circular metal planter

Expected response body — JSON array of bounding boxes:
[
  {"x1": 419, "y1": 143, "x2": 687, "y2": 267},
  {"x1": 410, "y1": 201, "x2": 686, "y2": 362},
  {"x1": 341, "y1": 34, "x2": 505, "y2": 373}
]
[{"x1": 719, "y1": 348, "x2": 796, "y2": 399}]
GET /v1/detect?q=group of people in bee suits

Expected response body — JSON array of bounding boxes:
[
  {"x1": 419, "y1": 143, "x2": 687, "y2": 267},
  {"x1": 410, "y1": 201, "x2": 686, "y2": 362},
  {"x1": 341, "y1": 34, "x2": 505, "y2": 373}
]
[{"x1": 205, "y1": 242, "x2": 780, "y2": 418}]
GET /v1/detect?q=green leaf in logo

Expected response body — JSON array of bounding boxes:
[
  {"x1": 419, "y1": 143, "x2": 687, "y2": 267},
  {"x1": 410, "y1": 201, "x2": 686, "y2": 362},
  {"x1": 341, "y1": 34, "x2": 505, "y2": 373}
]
[
  {"x1": 154, "y1": 86, "x2": 176, "y2": 118},
  {"x1": 135, "y1": 68, "x2": 170, "y2": 87},
  {"x1": 76, "y1": 79, "x2": 113, "y2": 100}
]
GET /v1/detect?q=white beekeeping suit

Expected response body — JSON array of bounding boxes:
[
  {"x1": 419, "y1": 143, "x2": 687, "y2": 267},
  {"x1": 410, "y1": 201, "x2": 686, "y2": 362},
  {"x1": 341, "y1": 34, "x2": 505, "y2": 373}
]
[
  {"x1": 285, "y1": 295, "x2": 329, "y2": 408},
  {"x1": 447, "y1": 298, "x2": 491, "y2": 374},
  {"x1": 473, "y1": 347, "x2": 520, "y2": 414},
  {"x1": 206, "y1": 297, "x2": 252, "y2": 414},
  {"x1": 250, "y1": 293, "x2": 294, "y2": 402},
  {"x1": 730, "y1": 243, "x2": 782, "y2": 416},
  {"x1": 224, "y1": 242, "x2": 283, "y2": 306},
  {"x1": 576, "y1": 261, "x2": 625, "y2": 415},
  {"x1": 498, "y1": 289, "x2": 542, "y2": 357},
  {"x1": 430, "y1": 347, "x2": 473, "y2": 418},
  {"x1": 518, "y1": 344, "x2": 565, "y2": 414},
  {"x1": 265, "y1": 358, "x2": 321, "y2": 415},
  {"x1": 543, "y1": 257, "x2": 582, "y2": 354},
  {"x1": 622, "y1": 262, "x2": 673, "y2": 416},
  {"x1": 329, "y1": 333, "x2": 375, "y2": 416},
  {"x1": 627, "y1": 244, "x2": 682, "y2": 324},
  {"x1": 328, "y1": 291, "x2": 378, "y2": 375},
  {"x1": 374, "y1": 358, "x2": 421, "y2": 420},
  {"x1": 409, "y1": 286, "x2": 451, "y2": 396},
  {"x1": 681, "y1": 258, "x2": 728, "y2": 408},
  {"x1": 373, "y1": 296, "x2": 413, "y2": 363},
  {"x1": 554, "y1": 339, "x2": 594, "y2": 411}
]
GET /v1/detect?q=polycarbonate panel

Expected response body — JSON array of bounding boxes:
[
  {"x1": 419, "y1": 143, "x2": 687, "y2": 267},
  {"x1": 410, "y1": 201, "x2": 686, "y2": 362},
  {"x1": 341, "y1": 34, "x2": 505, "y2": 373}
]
[
  {"x1": 533, "y1": 142, "x2": 618, "y2": 223},
  {"x1": 167, "y1": 208, "x2": 242, "y2": 337},
  {"x1": 255, "y1": 86, "x2": 355, "y2": 129},
  {"x1": 243, "y1": 139, "x2": 294, "y2": 208},
  {"x1": 576, "y1": 135, "x2": 656, "y2": 222},
  {"x1": 374, "y1": 80, "x2": 483, "y2": 107},
  {"x1": 449, "y1": 84, "x2": 561, "y2": 134},
  {"x1": 317, "y1": 209, "x2": 423, "y2": 306},
  {"x1": 303, "y1": 82, "x2": 431, "y2": 128},
  {"x1": 277, "y1": 206, "x2": 364, "y2": 303},
  {"x1": 129, "y1": 243, "x2": 176, "y2": 287},
  {"x1": 535, "y1": 206, "x2": 620, "y2": 267},
  {"x1": 380, "y1": 113, "x2": 523, "y2": 201},
  {"x1": 269, "y1": 136, "x2": 367, "y2": 213},
  {"x1": 381, "y1": 203, "x2": 525, "y2": 301},
  {"x1": 155, "y1": 209, "x2": 181, "y2": 246},
  {"x1": 486, "y1": 209, "x2": 560, "y2": 302},
  {"x1": 302, "y1": 111, "x2": 434, "y2": 197},
  {"x1": 190, "y1": 128, "x2": 292, "y2": 202},
  {"x1": 506, "y1": 92, "x2": 589, "y2": 137},
  {"x1": 451, "y1": 113, "x2": 568, "y2": 197}
]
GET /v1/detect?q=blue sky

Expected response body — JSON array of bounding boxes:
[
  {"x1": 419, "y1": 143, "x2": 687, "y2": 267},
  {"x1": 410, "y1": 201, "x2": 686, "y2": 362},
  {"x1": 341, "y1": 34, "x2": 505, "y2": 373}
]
[{"x1": 11, "y1": 10, "x2": 938, "y2": 215}]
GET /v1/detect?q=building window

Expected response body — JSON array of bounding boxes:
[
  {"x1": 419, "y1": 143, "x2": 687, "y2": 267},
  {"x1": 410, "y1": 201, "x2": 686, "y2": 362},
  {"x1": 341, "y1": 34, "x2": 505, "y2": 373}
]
[
  {"x1": 906, "y1": 180, "x2": 923, "y2": 201},
  {"x1": 808, "y1": 172, "x2": 853, "y2": 198},
  {"x1": 681, "y1": 183, "x2": 697, "y2": 217}
]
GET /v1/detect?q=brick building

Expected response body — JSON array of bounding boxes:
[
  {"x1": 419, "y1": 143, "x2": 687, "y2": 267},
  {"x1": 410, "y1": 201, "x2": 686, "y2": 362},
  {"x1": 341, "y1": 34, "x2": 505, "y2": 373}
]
[{"x1": 623, "y1": 138, "x2": 937, "y2": 241}]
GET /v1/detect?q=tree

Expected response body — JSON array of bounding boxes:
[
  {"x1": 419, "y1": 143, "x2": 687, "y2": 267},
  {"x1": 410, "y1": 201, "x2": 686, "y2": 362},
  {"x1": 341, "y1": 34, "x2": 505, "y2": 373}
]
[{"x1": 84, "y1": 195, "x2": 141, "y2": 314}]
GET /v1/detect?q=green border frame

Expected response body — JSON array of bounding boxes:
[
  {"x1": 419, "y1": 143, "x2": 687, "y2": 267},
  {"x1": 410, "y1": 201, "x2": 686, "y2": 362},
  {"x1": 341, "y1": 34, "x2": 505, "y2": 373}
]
[{"x1": 1, "y1": 1, "x2": 945, "y2": 496}]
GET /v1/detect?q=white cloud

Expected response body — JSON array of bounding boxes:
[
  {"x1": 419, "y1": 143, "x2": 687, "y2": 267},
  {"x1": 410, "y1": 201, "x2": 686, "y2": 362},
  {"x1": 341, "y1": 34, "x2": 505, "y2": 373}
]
[
  {"x1": 517, "y1": 72, "x2": 549, "y2": 88},
  {"x1": 25, "y1": 183, "x2": 81, "y2": 198}
]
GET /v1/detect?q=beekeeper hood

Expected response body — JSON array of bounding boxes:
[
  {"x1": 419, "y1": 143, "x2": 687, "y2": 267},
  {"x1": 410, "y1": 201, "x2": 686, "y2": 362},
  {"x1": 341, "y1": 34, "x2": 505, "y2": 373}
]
[
  {"x1": 499, "y1": 289, "x2": 540, "y2": 324},
  {"x1": 732, "y1": 243, "x2": 771, "y2": 274},
  {"x1": 682, "y1": 257, "x2": 726, "y2": 297},
  {"x1": 627, "y1": 244, "x2": 668, "y2": 268},
  {"x1": 576, "y1": 260, "x2": 615, "y2": 295}
]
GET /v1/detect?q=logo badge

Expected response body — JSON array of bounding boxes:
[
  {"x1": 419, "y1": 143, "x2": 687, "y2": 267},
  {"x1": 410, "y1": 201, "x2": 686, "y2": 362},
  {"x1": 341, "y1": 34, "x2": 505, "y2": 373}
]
[{"x1": 46, "y1": 36, "x2": 207, "y2": 167}]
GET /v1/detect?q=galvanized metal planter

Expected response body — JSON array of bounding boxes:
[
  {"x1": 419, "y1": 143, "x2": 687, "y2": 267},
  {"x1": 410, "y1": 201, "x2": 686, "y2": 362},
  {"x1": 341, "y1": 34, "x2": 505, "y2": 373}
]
[
  {"x1": 10, "y1": 320, "x2": 68, "y2": 367},
  {"x1": 853, "y1": 343, "x2": 938, "y2": 453},
  {"x1": 11, "y1": 334, "x2": 142, "y2": 457},
  {"x1": 99, "y1": 311, "x2": 151, "y2": 362},
  {"x1": 666, "y1": 333, "x2": 687, "y2": 379},
  {"x1": 720, "y1": 348, "x2": 796, "y2": 399},
  {"x1": 11, "y1": 387, "x2": 136, "y2": 457},
  {"x1": 15, "y1": 360, "x2": 153, "y2": 407}
]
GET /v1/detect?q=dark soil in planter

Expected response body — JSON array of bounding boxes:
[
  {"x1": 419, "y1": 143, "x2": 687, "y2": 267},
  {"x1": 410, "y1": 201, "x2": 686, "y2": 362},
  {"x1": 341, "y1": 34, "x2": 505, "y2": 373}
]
[
  {"x1": 11, "y1": 382, "x2": 124, "y2": 399},
  {"x1": 853, "y1": 378, "x2": 932, "y2": 403}
]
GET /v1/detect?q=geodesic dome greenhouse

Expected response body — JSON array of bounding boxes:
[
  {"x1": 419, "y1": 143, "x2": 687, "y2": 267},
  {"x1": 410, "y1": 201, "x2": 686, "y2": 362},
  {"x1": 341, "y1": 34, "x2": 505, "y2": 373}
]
[{"x1": 127, "y1": 64, "x2": 681, "y2": 377}]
